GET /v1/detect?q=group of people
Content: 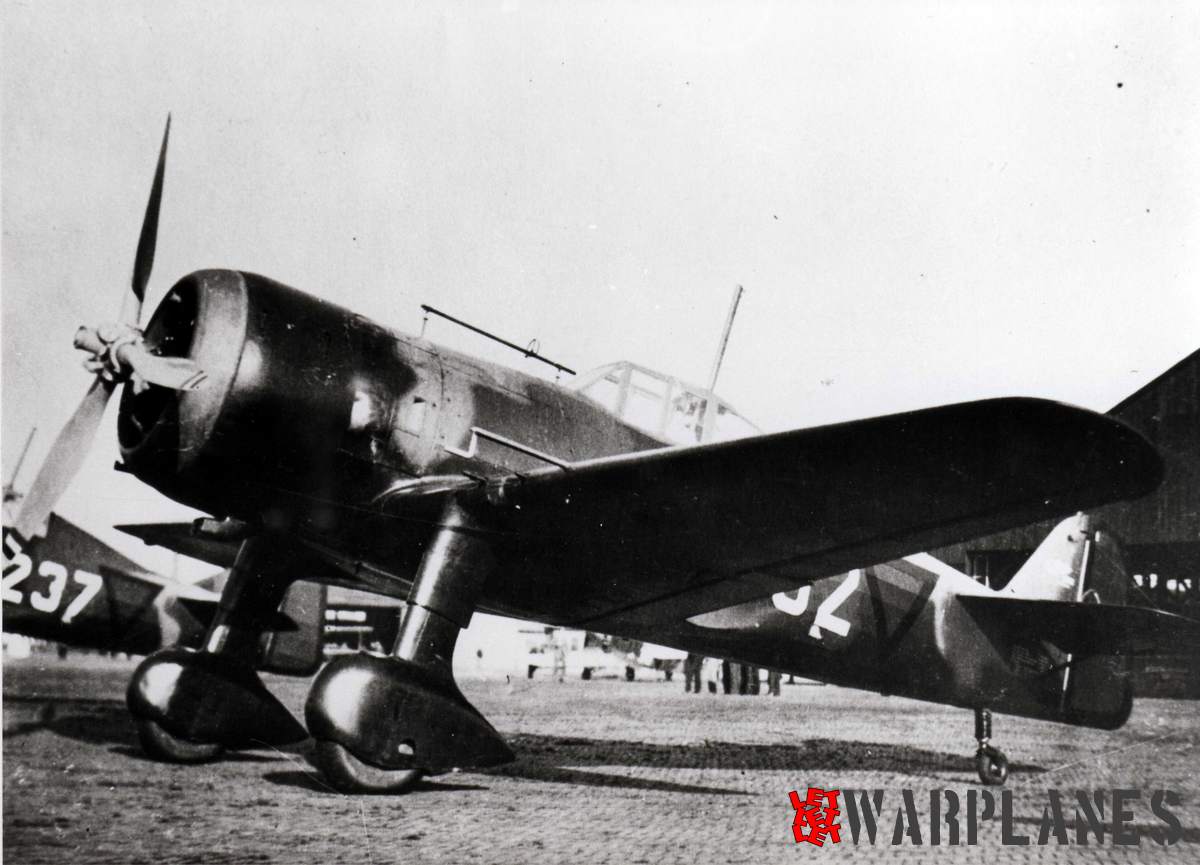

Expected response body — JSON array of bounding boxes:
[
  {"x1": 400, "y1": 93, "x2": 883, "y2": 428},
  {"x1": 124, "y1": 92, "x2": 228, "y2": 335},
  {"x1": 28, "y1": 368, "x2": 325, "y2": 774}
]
[{"x1": 681, "y1": 654, "x2": 782, "y2": 696}]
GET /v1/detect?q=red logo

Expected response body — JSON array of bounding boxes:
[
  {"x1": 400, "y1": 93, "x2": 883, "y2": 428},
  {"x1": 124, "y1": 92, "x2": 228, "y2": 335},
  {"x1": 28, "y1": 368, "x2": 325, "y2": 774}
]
[{"x1": 789, "y1": 786, "x2": 843, "y2": 846}]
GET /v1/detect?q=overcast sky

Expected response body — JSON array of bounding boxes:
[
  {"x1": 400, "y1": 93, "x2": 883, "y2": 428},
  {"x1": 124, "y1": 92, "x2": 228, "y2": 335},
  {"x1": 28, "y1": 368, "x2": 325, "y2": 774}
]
[{"x1": 3, "y1": 1, "x2": 1197, "y2": 578}]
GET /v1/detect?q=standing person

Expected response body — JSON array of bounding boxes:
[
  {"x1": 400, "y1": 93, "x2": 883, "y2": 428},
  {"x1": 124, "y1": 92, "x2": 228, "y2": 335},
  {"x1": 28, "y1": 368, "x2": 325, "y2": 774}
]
[
  {"x1": 703, "y1": 657, "x2": 719, "y2": 693},
  {"x1": 683, "y1": 653, "x2": 704, "y2": 693},
  {"x1": 767, "y1": 669, "x2": 782, "y2": 696},
  {"x1": 721, "y1": 659, "x2": 733, "y2": 694},
  {"x1": 552, "y1": 637, "x2": 567, "y2": 683},
  {"x1": 544, "y1": 627, "x2": 567, "y2": 683}
]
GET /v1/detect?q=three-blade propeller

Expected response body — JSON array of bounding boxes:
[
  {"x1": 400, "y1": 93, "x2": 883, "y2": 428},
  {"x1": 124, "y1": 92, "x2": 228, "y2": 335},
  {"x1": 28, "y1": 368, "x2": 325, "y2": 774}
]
[{"x1": 13, "y1": 116, "x2": 208, "y2": 539}]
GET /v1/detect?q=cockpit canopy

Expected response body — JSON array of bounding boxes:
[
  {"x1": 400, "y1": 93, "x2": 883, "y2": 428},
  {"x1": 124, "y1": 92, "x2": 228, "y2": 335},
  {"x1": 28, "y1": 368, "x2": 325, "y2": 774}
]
[{"x1": 574, "y1": 361, "x2": 760, "y2": 445}]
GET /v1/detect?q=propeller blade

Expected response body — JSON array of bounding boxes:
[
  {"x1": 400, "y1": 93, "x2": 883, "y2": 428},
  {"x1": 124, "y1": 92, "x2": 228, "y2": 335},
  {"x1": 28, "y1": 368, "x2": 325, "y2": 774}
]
[
  {"x1": 122, "y1": 347, "x2": 208, "y2": 391},
  {"x1": 12, "y1": 378, "x2": 115, "y2": 539},
  {"x1": 14, "y1": 120, "x2": 180, "y2": 539},
  {"x1": 128, "y1": 114, "x2": 171, "y2": 322}
]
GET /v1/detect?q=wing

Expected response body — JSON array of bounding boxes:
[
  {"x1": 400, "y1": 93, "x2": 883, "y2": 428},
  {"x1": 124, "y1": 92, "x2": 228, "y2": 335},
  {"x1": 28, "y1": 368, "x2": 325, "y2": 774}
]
[
  {"x1": 116, "y1": 521, "x2": 240, "y2": 568},
  {"x1": 472, "y1": 398, "x2": 1161, "y2": 629}
]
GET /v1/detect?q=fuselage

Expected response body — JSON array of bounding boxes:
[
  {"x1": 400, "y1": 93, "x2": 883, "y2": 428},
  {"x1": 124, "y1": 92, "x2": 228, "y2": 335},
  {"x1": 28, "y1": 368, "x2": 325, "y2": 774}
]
[{"x1": 667, "y1": 553, "x2": 1129, "y2": 728}]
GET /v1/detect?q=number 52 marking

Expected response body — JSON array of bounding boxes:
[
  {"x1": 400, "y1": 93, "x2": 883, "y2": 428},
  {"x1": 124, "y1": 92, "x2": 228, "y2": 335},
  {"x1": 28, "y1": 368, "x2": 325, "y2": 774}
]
[{"x1": 771, "y1": 569, "x2": 862, "y2": 641}]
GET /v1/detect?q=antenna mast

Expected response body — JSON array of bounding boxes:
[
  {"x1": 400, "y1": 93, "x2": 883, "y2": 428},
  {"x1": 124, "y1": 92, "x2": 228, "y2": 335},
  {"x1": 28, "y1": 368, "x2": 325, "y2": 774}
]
[
  {"x1": 705, "y1": 285, "x2": 743, "y2": 394},
  {"x1": 5, "y1": 427, "x2": 38, "y2": 492}
]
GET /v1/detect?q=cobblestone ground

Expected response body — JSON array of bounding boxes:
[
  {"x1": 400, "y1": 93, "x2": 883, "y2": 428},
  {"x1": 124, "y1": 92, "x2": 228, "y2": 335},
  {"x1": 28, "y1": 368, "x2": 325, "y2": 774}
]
[{"x1": 4, "y1": 655, "x2": 1198, "y2": 864}]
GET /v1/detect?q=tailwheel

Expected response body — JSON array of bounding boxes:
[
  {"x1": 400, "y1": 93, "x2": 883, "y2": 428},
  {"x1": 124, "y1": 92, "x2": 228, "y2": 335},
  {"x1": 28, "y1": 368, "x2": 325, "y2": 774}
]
[
  {"x1": 975, "y1": 744, "x2": 1008, "y2": 786},
  {"x1": 136, "y1": 717, "x2": 225, "y2": 764},
  {"x1": 312, "y1": 740, "x2": 425, "y2": 794},
  {"x1": 972, "y1": 707, "x2": 1007, "y2": 785}
]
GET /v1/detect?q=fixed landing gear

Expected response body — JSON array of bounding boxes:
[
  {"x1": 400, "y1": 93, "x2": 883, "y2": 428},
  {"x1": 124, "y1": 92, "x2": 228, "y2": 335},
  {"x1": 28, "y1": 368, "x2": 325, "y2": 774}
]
[
  {"x1": 306, "y1": 503, "x2": 513, "y2": 793},
  {"x1": 126, "y1": 536, "x2": 307, "y2": 761},
  {"x1": 313, "y1": 740, "x2": 424, "y2": 795},
  {"x1": 136, "y1": 718, "x2": 225, "y2": 764},
  {"x1": 974, "y1": 707, "x2": 1008, "y2": 786}
]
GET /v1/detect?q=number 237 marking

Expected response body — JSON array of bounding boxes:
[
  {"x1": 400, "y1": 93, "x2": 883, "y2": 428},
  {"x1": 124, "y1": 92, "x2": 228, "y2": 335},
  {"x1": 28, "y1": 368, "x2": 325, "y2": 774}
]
[{"x1": 2, "y1": 534, "x2": 103, "y2": 624}]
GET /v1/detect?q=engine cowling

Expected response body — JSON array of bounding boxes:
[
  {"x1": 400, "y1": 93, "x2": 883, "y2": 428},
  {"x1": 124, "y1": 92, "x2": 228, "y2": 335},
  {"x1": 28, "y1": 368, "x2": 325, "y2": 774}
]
[{"x1": 118, "y1": 270, "x2": 419, "y2": 533}]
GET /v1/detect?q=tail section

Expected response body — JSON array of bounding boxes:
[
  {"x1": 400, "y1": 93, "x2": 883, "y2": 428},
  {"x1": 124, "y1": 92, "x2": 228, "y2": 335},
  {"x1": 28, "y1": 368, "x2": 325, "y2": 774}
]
[
  {"x1": 1003, "y1": 513, "x2": 1126, "y2": 606},
  {"x1": 2, "y1": 515, "x2": 324, "y2": 671},
  {"x1": 1014, "y1": 514, "x2": 1132, "y2": 726},
  {"x1": 3, "y1": 518, "x2": 174, "y2": 655},
  {"x1": 962, "y1": 514, "x2": 1200, "y2": 728}
]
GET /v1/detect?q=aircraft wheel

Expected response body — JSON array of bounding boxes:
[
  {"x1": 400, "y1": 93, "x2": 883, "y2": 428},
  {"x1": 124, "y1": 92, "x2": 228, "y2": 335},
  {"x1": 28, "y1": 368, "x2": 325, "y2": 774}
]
[
  {"x1": 975, "y1": 745, "x2": 1008, "y2": 786},
  {"x1": 581, "y1": 667, "x2": 593, "y2": 680},
  {"x1": 135, "y1": 718, "x2": 225, "y2": 764},
  {"x1": 625, "y1": 666, "x2": 636, "y2": 682},
  {"x1": 312, "y1": 740, "x2": 425, "y2": 794}
]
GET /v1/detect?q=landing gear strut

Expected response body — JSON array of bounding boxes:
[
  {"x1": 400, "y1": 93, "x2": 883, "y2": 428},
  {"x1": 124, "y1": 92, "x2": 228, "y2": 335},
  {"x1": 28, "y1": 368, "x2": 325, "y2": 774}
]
[
  {"x1": 974, "y1": 707, "x2": 1008, "y2": 786},
  {"x1": 126, "y1": 536, "x2": 307, "y2": 761},
  {"x1": 306, "y1": 502, "x2": 513, "y2": 793}
]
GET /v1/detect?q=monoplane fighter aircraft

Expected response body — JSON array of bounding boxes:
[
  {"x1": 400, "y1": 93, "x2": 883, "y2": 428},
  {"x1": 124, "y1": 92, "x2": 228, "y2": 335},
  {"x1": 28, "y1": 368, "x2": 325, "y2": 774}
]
[{"x1": 10, "y1": 118, "x2": 1194, "y2": 792}]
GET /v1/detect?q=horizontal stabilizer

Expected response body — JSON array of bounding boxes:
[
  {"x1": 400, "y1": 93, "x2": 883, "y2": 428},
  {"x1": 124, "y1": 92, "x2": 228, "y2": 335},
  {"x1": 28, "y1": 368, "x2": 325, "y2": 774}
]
[
  {"x1": 959, "y1": 595, "x2": 1200, "y2": 658},
  {"x1": 97, "y1": 564, "x2": 220, "y2": 603}
]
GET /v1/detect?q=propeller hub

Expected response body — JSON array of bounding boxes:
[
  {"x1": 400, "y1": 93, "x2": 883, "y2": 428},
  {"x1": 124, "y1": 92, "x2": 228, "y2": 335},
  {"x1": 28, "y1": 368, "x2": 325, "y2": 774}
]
[{"x1": 75, "y1": 322, "x2": 144, "y2": 383}]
